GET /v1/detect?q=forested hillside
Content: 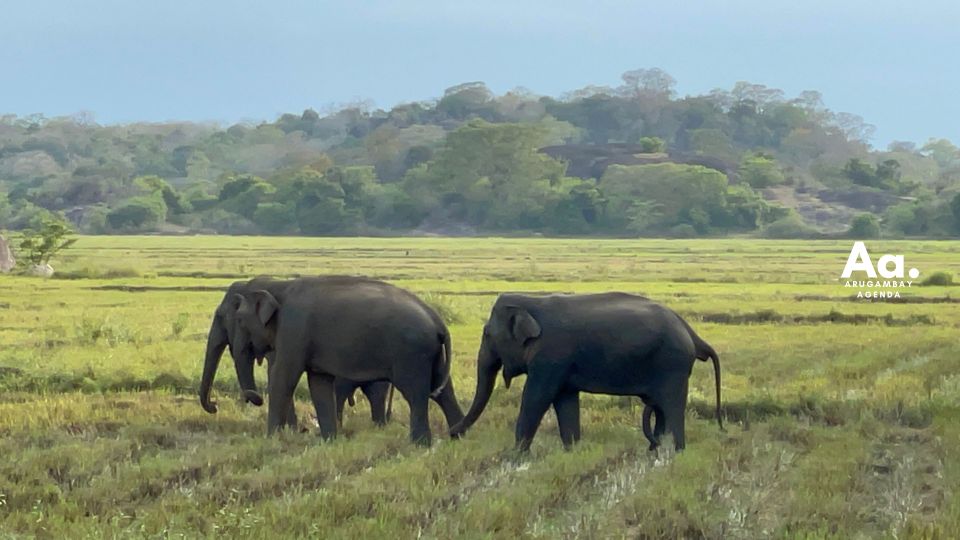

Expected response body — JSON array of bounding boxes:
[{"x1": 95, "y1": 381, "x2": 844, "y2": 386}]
[{"x1": 2, "y1": 69, "x2": 959, "y2": 237}]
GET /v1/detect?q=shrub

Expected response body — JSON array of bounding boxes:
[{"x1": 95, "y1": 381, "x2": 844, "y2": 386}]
[
  {"x1": 847, "y1": 213, "x2": 881, "y2": 239},
  {"x1": 17, "y1": 216, "x2": 76, "y2": 266},
  {"x1": 53, "y1": 266, "x2": 142, "y2": 280},
  {"x1": 171, "y1": 313, "x2": 190, "y2": 337},
  {"x1": 667, "y1": 224, "x2": 698, "y2": 238},
  {"x1": 920, "y1": 271, "x2": 953, "y2": 286},
  {"x1": 761, "y1": 216, "x2": 818, "y2": 239},
  {"x1": 420, "y1": 292, "x2": 464, "y2": 324}
]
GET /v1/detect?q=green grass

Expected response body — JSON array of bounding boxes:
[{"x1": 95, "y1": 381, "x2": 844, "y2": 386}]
[{"x1": 0, "y1": 236, "x2": 958, "y2": 538}]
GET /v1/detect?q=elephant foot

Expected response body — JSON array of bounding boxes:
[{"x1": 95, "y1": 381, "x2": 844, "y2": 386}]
[{"x1": 242, "y1": 390, "x2": 264, "y2": 406}]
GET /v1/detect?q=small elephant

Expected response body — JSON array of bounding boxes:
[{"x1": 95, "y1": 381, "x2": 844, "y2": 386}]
[
  {"x1": 232, "y1": 276, "x2": 464, "y2": 445},
  {"x1": 335, "y1": 378, "x2": 394, "y2": 427},
  {"x1": 198, "y1": 277, "x2": 393, "y2": 429},
  {"x1": 450, "y1": 292, "x2": 722, "y2": 451}
]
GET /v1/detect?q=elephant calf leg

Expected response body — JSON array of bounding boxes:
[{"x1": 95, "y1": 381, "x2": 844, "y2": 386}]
[
  {"x1": 553, "y1": 390, "x2": 581, "y2": 449},
  {"x1": 307, "y1": 372, "x2": 338, "y2": 440},
  {"x1": 362, "y1": 382, "x2": 390, "y2": 426}
]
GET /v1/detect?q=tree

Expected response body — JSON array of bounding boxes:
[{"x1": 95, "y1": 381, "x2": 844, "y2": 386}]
[
  {"x1": 136, "y1": 175, "x2": 188, "y2": 216},
  {"x1": 18, "y1": 215, "x2": 76, "y2": 266},
  {"x1": 739, "y1": 155, "x2": 785, "y2": 188},
  {"x1": 404, "y1": 120, "x2": 566, "y2": 228},
  {"x1": 950, "y1": 193, "x2": 960, "y2": 233},
  {"x1": 848, "y1": 213, "x2": 881, "y2": 239},
  {"x1": 437, "y1": 82, "x2": 497, "y2": 120},
  {"x1": 638, "y1": 137, "x2": 665, "y2": 153},
  {"x1": 843, "y1": 158, "x2": 880, "y2": 187},
  {"x1": 620, "y1": 68, "x2": 676, "y2": 99},
  {"x1": 218, "y1": 174, "x2": 275, "y2": 216},
  {"x1": 600, "y1": 163, "x2": 728, "y2": 233},
  {"x1": 106, "y1": 196, "x2": 167, "y2": 231}
]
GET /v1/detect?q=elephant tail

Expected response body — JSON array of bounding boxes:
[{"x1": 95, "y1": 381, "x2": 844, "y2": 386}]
[
  {"x1": 430, "y1": 329, "x2": 452, "y2": 398},
  {"x1": 676, "y1": 314, "x2": 723, "y2": 431},
  {"x1": 704, "y1": 345, "x2": 723, "y2": 432}
]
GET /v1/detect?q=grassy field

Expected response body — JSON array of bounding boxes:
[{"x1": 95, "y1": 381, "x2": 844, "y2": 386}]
[{"x1": 1, "y1": 236, "x2": 959, "y2": 538}]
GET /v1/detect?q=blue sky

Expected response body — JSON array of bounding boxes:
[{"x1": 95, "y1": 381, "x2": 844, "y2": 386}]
[{"x1": 3, "y1": 0, "x2": 957, "y2": 146}]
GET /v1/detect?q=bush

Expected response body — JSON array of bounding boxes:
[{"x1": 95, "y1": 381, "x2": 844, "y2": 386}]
[
  {"x1": 920, "y1": 271, "x2": 953, "y2": 286},
  {"x1": 638, "y1": 137, "x2": 665, "y2": 153},
  {"x1": 666, "y1": 224, "x2": 698, "y2": 238},
  {"x1": 420, "y1": 292, "x2": 464, "y2": 324},
  {"x1": 53, "y1": 266, "x2": 142, "y2": 280},
  {"x1": 739, "y1": 155, "x2": 785, "y2": 188},
  {"x1": 847, "y1": 213, "x2": 880, "y2": 239},
  {"x1": 106, "y1": 196, "x2": 166, "y2": 231},
  {"x1": 171, "y1": 313, "x2": 190, "y2": 337},
  {"x1": 761, "y1": 216, "x2": 818, "y2": 239}
]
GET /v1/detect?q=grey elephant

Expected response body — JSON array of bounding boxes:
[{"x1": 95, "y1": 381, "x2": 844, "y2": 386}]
[
  {"x1": 450, "y1": 292, "x2": 722, "y2": 451},
  {"x1": 198, "y1": 277, "x2": 393, "y2": 428},
  {"x1": 231, "y1": 276, "x2": 464, "y2": 445}
]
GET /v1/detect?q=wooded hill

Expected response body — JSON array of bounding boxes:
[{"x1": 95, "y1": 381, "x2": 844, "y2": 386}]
[{"x1": 2, "y1": 68, "x2": 959, "y2": 238}]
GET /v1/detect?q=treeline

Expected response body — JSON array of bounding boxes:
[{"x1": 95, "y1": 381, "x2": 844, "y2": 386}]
[{"x1": 2, "y1": 69, "x2": 960, "y2": 237}]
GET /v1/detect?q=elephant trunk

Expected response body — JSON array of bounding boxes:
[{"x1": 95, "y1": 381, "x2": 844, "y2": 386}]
[
  {"x1": 234, "y1": 349, "x2": 263, "y2": 406},
  {"x1": 199, "y1": 315, "x2": 228, "y2": 414},
  {"x1": 449, "y1": 351, "x2": 501, "y2": 437}
]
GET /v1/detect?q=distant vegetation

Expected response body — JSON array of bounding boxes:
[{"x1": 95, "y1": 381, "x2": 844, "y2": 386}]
[{"x1": 2, "y1": 68, "x2": 960, "y2": 237}]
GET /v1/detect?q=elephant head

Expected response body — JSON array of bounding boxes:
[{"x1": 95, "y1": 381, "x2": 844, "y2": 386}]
[
  {"x1": 232, "y1": 289, "x2": 280, "y2": 359},
  {"x1": 451, "y1": 298, "x2": 540, "y2": 436},
  {"x1": 198, "y1": 283, "x2": 271, "y2": 414}
]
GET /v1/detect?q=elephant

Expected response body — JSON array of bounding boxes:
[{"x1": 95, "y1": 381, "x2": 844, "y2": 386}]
[
  {"x1": 198, "y1": 277, "x2": 393, "y2": 429},
  {"x1": 231, "y1": 276, "x2": 464, "y2": 445},
  {"x1": 449, "y1": 292, "x2": 722, "y2": 452}
]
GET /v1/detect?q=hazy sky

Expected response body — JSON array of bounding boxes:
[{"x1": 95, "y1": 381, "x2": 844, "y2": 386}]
[{"x1": 3, "y1": 0, "x2": 958, "y2": 146}]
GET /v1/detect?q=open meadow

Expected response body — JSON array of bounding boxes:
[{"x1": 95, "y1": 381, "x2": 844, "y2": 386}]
[{"x1": 1, "y1": 236, "x2": 959, "y2": 538}]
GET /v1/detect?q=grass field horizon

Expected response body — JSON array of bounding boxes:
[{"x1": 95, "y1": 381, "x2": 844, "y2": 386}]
[{"x1": 1, "y1": 236, "x2": 958, "y2": 538}]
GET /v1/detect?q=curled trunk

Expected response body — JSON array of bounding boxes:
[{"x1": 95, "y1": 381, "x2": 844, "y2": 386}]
[{"x1": 449, "y1": 353, "x2": 501, "y2": 437}]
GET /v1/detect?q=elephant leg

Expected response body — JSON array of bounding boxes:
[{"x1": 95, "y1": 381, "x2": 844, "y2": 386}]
[
  {"x1": 431, "y1": 381, "x2": 465, "y2": 434},
  {"x1": 657, "y1": 376, "x2": 689, "y2": 451},
  {"x1": 553, "y1": 390, "x2": 581, "y2": 449},
  {"x1": 284, "y1": 400, "x2": 298, "y2": 430},
  {"x1": 307, "y1": 371, "x2": 338, "y2": 440},
  {"x1": 642, "y1": 404, "x2": 665, "y2": 451},
  {"x1": 406, "y1": 392, "x2": 432, "y2": 446},
  {"x1": 361, "y1": 381, "x2": 390, "y2": 426},
  {"x1": 266, "y1": 362, "x2": 303, "y2": 436},
  {"x1": 515, "y1": 372, "x2": 564, "y2": 452},
  {"x1": 393, "y1": 364, "x2": 433, "y2": 446}
]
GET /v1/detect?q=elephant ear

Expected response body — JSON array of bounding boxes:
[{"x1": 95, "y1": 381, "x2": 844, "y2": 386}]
[
  {"x1": 252, "y1": 290, "x2": 280, "y2": 325},
  {"x1": 507, "y1": 306, "x2": 541, "y2": 344}
]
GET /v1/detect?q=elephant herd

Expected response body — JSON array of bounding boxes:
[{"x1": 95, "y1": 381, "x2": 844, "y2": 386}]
[{"x1": 199, "y1": 276, "x2": 722, "y2": 451}]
